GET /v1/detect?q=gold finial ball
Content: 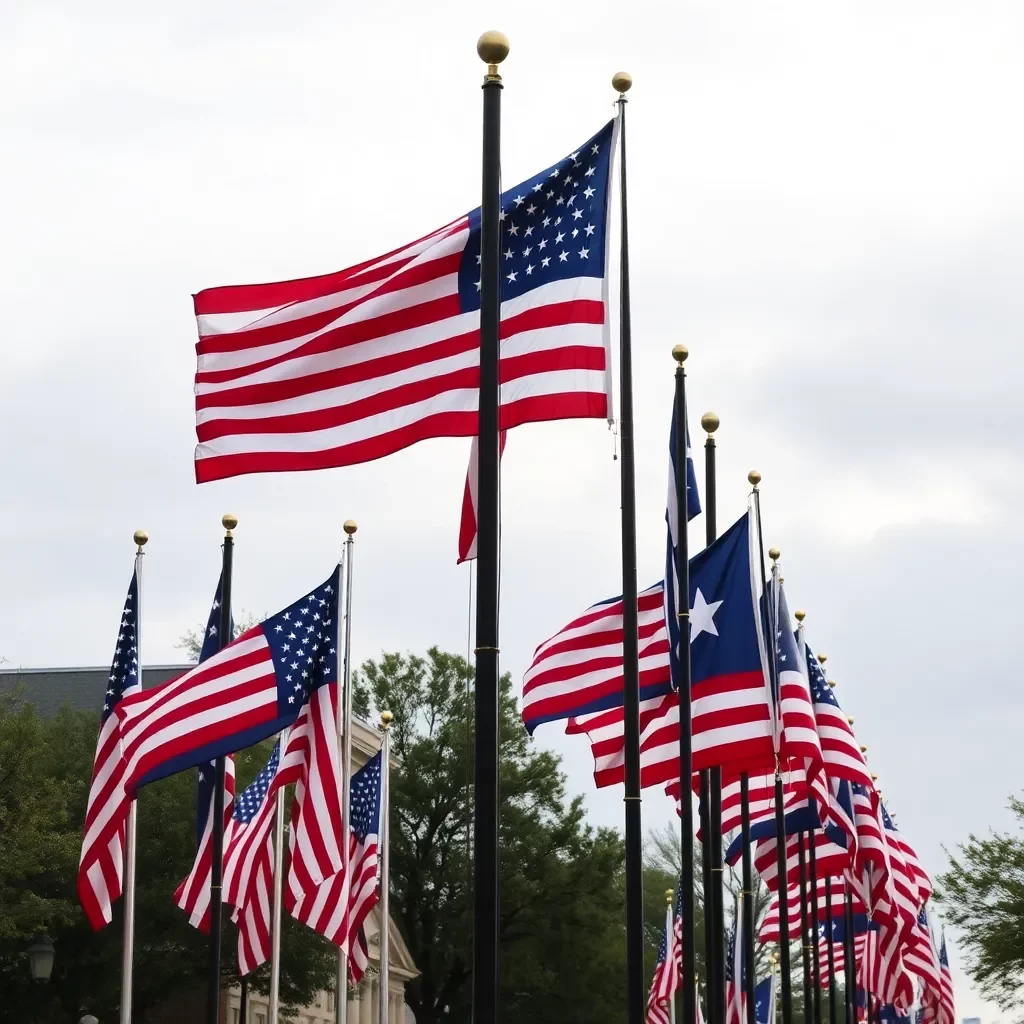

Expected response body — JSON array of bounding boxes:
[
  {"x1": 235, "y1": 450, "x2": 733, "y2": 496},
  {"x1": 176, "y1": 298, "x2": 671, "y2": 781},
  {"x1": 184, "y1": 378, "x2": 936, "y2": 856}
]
[
  {"x1": 817, "y1": 652, "x2": 827, "y2": 665},
  {"x1": 477, "y1": 31, "x2": 510, "y2": 65},
  {"x1": 847, "y1": 716, "x2": 855, "y2": 725},
  {"x1": 222, "y1": 514, "x2": 238, "y2": 532},
  {"x1": 768, "y1": 546, "x2": 780, "y2": 562},
  {"x1": 343, "y1": 519, "x2": 358, "y2": 536},
  {"x1": 828, "y1": 679, "x2": 837, "y2": 688},
  {"x1": 380, "y1": 710, "x2": 394, "y2": 727},
  {"x1": 672, "y1": 343, "x2": 688, "y2": 364},
  {"x1": 133, "y1": 529, "x2": 149, "y2": 548},
  {"x1": 701, "y1": 411, "x2": 720, "y2": 434},
  {"x1": 871, "y1": 772, "x2": 879, "y2": 781},
  {"x1": 860, "y1": 744, "x2": 868, "y2": 753},
  {"x1": 747, "y1": 469, "x2": 761, "y2": 487},
  {"x1": 612, "y1": 71, "x2": 633, "y2": 94},
  {"x1": 794, "y1": 609, "x2": 805, "y2": 623},
  {"x1": 665, "y1": 888, "x2": 674, "y2": 904}
]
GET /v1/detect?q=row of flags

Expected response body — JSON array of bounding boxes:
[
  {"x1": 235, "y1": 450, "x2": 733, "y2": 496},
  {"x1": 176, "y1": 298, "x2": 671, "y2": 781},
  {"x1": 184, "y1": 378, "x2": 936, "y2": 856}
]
[
  {"x1": 78, "y1": 557, "x2": 386, "y2": 996},
  {"x1": 518, "y1": 384, "x2": 957, "y2": 1024}
]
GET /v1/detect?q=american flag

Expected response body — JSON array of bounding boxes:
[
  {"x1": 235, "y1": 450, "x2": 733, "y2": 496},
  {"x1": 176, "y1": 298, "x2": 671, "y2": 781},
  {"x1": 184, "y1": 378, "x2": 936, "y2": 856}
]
[
  {"x1": 456, "y1": 430, "x2": 507, "y2": 563},
  {"x1": 78, "y1": 569, "x2": 142, "y2": 930},
  {"x1": 754, "y1": 828, "x2": 851, "y2": 894},
  {"x1": 647, "y1": 892, "x2": 680, "y2": 1024},
  {"x1": 720, "y1": 770, "x2": 819, "y2": 858},
  {"x1": 192, "y1": 121, "x2": 617, "y2": 483},
  {"x1": 563, "y1": 510, "x2": 778, "y2": 790},
  {"x1": 902, "y1": 906, "x2": 941, "y2": 994},
  {"x1": 758, "y1": 876, "x2": 866, "y2": 942},
  {"x1": 937, "y1": 934, "x2": 954, "y2": 1024},
  {"x1": 289, "y1": 750, "x2": 383, "y2": 985},
  {"x1": 223, "y1": 742, "x2": 283, "y2": 975},
  {"x1": 725, "y1": 898, "x2": 745, "y2": 1024},
  {"x1": 81, "y1": 568, "x2": 344, "y2": 931},
  {"x1": 174, "y1": 578, "x2": 236, "y2": 930},
  {"x1": 805, "y1": 644, "x2": 873, "y2": 791},
  {"x1": 522, "y1": 582, "x2": 670, "y2": 732},
  {"x1": 775, "y1": 585, "x2": 827, "y2": 819}
]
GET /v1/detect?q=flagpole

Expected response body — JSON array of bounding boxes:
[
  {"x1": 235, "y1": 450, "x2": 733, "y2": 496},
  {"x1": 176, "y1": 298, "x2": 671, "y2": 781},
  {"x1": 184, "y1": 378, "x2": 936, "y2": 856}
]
[
  {"x1": 824, "y1": 876, "x2": 836, "y2": 1024},
  {"x1": 667, "y1": 890, "x2": 678, "y2": 1024},
  {"x1": 797, "y1": 834, "x2": 812, "y2": 1022},
  {"x1": 120, "y1": 529, "x2": 146, "y2": 1024},
  {"x1": 701, "y1": 413, "x2": 725, "y2": 1024},
  {"x1": 337, "y1": 520, "x2": 358, "y2": 1024},
  {"x1": 207, "y1": 513, "x2": 237, "y2": 1024},
  {"x1": 700, "y1": 772, "x2": 713, "y2": 1012},
  {"x1": 610, "y1": 69, "x2": 646, "y2": 1024},
  {"x1": 240, "y1": 976, "x2": 249, "y2": 1024},
  {"x1": 673, "y1": 345, "x2": 697, "y2": 1024},
  {"x1": 378, "y1": 711, "x2": 393, "y2": 1024},
  {"x1": 742, "y1": 472, "x2": 760, "y2": 1024},
  {"x1": 473, "y1": 32, "x2": 508, "y2": 1024},
  {"x1": 843, "y1": 885, "x2": 855, "y2": 1024},
  {"x1": 808, "y1": 833, "x2": 822, "y2": 1024},
  {"x1": 268, "y1": 725, "x2": 289, "y2": 1024}
]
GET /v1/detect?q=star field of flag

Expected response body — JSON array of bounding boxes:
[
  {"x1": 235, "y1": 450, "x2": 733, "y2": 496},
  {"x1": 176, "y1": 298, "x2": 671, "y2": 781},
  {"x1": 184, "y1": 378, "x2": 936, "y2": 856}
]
[
  {"x1": 263, "y1": 567, "x2": 340, "y2": 715},
  {"x1": 456, "y1": 121, "x2": 615, "y2": 309},
  {"x1": 350, "y1": 751, "x2": 383, "y2": 840},
  {"x1": 103, "y1": 570, "x2": 139, "y2": 719},
  {"x1": 807, "y1": 645, "x2": 840, "y2": 709},
  {"x1": 233, "y1": 742, "x2": 281, "y2": 824},
  {"x1": 199, "y1": 572, "x2": 233, "y2": 663}
]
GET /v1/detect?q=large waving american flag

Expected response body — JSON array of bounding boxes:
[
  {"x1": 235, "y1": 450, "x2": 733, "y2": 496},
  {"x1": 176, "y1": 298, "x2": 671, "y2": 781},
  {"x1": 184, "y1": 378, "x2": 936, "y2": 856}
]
[
  {"x1": 192, "y1": 121, "x2": 617, "y2": 483},
  {"x1": 78, "y1": 569, "x2": 141, "y2": 930}
]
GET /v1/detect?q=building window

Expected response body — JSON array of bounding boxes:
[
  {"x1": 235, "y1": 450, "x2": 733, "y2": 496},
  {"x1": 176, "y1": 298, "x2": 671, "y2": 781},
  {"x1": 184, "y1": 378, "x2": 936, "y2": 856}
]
[
  {"x1": 256, "y1": 1013, "x2": 266, "y2": 1024},
  {"x1": 232, "y1": 1012, "x2": 239, "y2": 1024}
]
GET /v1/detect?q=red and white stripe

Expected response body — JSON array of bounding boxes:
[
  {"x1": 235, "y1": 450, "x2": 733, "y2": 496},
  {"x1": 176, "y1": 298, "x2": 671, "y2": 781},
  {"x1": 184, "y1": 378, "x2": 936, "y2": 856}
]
[
  {"x1": 812, "y1": 692, "x2": 873, "y2": 792},
  {"x1": 754, "y1": 830, "x2": 851, "y2": 894},
  {"x1": 758, "y1": 876, "x2": 865, "y2": 943},
  {"x1": 193, "y1": 213, "x2": 612, "y2": 483},
  {"x1": 938, "y1": 943, "x2": 955, "y2": 1024},
  {"x1": 903, "y1": 914, "x2": 941, "y2": 994},
  {"x1": 778, "y1": 660, "x2": 828, "y2": 822},
  {"x1": 524, "y1": 583, "x2": 669, "y2": 732},
  {"x1": 716, "y1": 769, "x2": 812, "y2": 854},
  {"x1": 173, "y1": 758, "x2": 238, "y2": 930},
  {"x1": 456, "y1": 431, "x2": 507, "y2": 563}
]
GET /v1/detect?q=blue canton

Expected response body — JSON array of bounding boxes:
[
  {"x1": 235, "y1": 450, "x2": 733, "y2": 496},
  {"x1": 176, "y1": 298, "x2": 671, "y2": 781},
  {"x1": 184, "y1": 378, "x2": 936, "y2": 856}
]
[
  {"x1": 655, "y1": 919, "x2": 669, "y2": 966},
  {"x1": 234, "y1": 742, "x2": 281, "y2": 824},
  {"x1": 199, "y1": 572, "x2": 233, "y2": 662},
  {"x1": 457, "y1": 120, "x2": 615, "y2": 310},
  {"x1": 806, "y1": 644, "x2": 841, "y2": 709},
  {"x1": 103, "y1": 570, "x2": 139, "y2": 720},
  {"x1": 350, "y1": 751, "x2": 383, "y2": 841},
  {"x1": 262, "y1": 566, "x2": 341, "y2": 717}
]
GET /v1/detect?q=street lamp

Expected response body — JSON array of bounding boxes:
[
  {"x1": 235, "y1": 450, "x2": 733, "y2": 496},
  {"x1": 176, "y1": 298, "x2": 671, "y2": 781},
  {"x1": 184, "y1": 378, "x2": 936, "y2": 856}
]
[{"x1": 27, "y1": 933, "x2": 55, "y2": 981}]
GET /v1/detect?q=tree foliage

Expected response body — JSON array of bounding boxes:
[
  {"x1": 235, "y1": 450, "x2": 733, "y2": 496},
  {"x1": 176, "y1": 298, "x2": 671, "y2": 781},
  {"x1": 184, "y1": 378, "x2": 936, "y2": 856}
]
[
  {"x1": 353, "y1": 648, "x2": 629, "y2": 1024},
  {"x1": 936, "y1": 794, "x2": 1024, "y2": 1014}
]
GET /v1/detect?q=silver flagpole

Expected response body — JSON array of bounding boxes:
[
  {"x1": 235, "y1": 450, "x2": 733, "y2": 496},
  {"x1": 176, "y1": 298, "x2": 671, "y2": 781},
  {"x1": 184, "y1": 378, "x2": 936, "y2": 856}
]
[
  {"x1": 666, "y1": 890, "x2": 676, "y2": 1024},
  {"x1": 120, "y1": 528, "x2": 147, "y2": 1024},
  {"x1": 268, "y1": 726, "x2": 289, "y2": 1024},
  {"x1": 378, "y1": 712, "x2": 393, "y2": 1024},
  {"x1": 337, "y1": 520, "x2": 357, "y2": 1024}
]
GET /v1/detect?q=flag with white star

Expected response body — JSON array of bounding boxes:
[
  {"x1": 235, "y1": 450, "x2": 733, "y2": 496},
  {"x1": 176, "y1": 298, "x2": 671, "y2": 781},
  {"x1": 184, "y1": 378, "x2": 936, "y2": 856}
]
[{"x1": 101, "y1": 571, "x2": 140, "y2": 720}]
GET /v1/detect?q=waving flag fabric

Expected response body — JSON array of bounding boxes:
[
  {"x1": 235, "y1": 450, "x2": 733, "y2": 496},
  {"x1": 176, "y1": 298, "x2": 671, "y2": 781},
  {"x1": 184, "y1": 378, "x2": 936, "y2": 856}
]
[
  {"x1": 78, "y1": 570, "x2": 141, "y2": 929},
  {"x1": 725, "y1": 898, "x2": 745, "y2": 1024},
  {"x1": 903, "y1": 906, "x2": 941, "y2": 993},
  {"x1": 523, "y1": 582, "x2": 670, "y2": 731},
  {"x1": 759, "y1": 877, "x2": 866, "y2": 942},
  {"x1": 193, "y1": 122, "x2": 617, "y2": 483},
  {"x1": 456, "y1": 430, "x2": 507, "y2": 563},
  {"x1": 647, "y1": 891, "x2": 679, "y2": 1024},
  {"x1": 937, "y1": 934, "x2": 955, "y2": 1024},
  {"x1": 174, "y1": 577, "x2": 236, "y2": 931},
  {"x1": 754, "y1": 977, "x2": 775, "y2": 1024}
]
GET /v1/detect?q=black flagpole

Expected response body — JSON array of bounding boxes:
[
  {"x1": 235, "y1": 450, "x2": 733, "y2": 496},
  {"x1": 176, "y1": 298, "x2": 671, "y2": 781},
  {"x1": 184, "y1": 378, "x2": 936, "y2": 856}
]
[
  {"x1": 206, "y1": 513, "x2": 236, "y2": 1024},
  {"x1": 740, "y1": 770, "x2": 755, "y2": 1024},
  {"x1": 702, "y1": 413, "x2": 725, "y2": 1024},
  {"x1": 473, "y1": 31, "x2": 508, "y2": 1024},
  {"x1": 809, "y1": 836, "x2": 822, "y2": 1024},
  {"x1": 613, "y1": 70, "x2": 646, "y2": 1024},
  {"x1": 752, "y1": 483, "x2": 792, "y2": 1024},
  {"x1": 700, "y1": 769, "x2": 713, "y2": 999},
  {"x1": 239, "y1": 976, "x2": 249, "y2": 1024},
  {"x1": 674, "y1": 345, "x2": 696, "y2": 1024},
  {"x1": 824, "y1": 876, "x2": 837, "y2": 1024},
  {"x1": 844, "y1": 885, "x2": 855, "y2": 1024},
  {"x1": 798, "y1": 834, "x2": 812, "y2": 1021}
]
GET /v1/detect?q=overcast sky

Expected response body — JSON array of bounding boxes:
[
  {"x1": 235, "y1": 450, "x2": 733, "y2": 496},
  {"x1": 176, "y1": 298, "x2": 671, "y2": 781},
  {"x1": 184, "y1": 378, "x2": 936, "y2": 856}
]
[{"x1": 3, "y1": 1, "x2": 1022, "y2": 1018}]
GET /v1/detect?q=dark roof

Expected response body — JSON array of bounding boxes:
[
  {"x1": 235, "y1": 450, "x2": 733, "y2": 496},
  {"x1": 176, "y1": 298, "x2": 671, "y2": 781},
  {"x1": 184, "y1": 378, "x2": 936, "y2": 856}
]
[{"x1": 0, "y1": 665, "x2": 193, "y2": 718}]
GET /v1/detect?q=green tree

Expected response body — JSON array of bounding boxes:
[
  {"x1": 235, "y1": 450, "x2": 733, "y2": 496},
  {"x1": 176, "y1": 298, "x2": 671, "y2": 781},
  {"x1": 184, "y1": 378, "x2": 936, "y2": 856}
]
[
  {"x1": 0, "y1": 691, "x2": 336, "y2": 1023},
  {"x1": 936, "y1": 794, "x2": 1024, "y2": 1015},
  {"x1": 354, "y1": 648, "x2": 629, "y2": 1024}
]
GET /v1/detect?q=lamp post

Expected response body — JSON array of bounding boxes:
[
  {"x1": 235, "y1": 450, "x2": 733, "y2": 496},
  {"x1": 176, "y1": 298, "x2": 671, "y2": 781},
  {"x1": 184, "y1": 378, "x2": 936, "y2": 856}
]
[{"x1": 27, "y1": 934, "x2": 55, "y2": 982}]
